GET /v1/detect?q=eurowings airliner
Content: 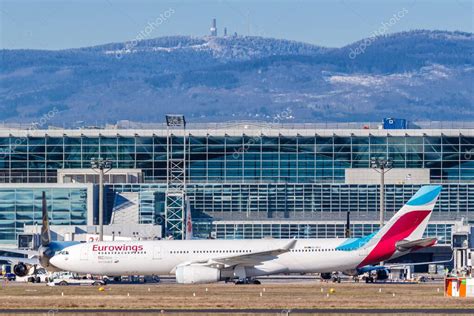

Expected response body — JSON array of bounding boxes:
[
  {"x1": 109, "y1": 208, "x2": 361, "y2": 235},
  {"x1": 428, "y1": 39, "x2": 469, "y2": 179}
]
[{"x1": 3, "y1": 186, "x2": 441, "y2": 284}]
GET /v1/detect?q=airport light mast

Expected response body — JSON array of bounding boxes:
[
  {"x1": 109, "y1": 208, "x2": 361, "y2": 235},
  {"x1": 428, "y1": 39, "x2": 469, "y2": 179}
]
[
  {"x1": 370, "y1": 157, "x2": 393, "y2": 229},
  {"x1": 91, "y1": 157, "x2": 112, "y2": 241},
  {"x1": 165, "y1": 114, "x2": 187, "y2": 240}
]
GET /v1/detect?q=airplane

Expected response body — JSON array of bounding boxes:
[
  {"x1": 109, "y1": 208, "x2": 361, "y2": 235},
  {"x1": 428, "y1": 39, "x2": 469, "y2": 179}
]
[{"x1": 3, "y1": 185, "x2": 442, "y2": 284}]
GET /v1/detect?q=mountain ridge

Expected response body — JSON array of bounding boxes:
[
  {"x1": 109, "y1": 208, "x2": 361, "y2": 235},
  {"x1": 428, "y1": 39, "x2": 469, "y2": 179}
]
[{"x1": 0, "y1": 30, "x2": 472, "y2": 124}]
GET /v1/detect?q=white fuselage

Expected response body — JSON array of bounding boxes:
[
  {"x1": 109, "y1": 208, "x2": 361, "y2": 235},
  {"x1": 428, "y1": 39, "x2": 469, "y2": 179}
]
[{"x1": 49, "y1": 238, "x2": 399, "y2": 277}]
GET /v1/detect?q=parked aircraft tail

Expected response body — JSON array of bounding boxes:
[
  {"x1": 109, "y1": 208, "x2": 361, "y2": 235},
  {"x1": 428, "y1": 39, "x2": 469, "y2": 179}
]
[
  {"x1": 357, "y1": 185, "x2": 442, "y2": 267},
  {"x1": 41, "y1": 191, "x2": 51, "y2": 247}
]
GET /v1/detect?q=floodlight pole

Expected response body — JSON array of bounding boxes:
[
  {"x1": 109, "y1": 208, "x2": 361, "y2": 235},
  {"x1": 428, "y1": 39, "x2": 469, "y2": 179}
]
[
  {"x1": 165, "y1": 114, "x2": 187, "y2": 240},
  {"x1": 99, "y1": 167, "x2": 104, "y2": 241},
  {"x1": 370, "y1": 157, "x2": 393, "y2": 229},
  {"x1": 91, "y1": 157, "x2": 112, "y2": 241},
  {"x1": 380, "y1": 167, "x2": 385, "y2": 230},
  {"x1": 345, "y1": 211, "x2": 351, "y2": 238},
  {"x1": 371, "y1": 157, "x2": 392, "y2": 266}
]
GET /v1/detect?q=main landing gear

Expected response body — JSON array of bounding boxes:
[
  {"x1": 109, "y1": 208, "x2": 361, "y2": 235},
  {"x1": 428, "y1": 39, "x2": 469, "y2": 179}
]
[
  {"x1": 234, "y1": 277, "x2": 261, "y2": 285},
  {"x1": 27, "y1": 276, "x2": 41, "y2": 283}
]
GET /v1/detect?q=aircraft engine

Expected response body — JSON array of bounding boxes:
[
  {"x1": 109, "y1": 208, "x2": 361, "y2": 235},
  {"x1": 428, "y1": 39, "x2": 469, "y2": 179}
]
[
  {"x1": 376, "y1": 269, "x2": 389, "y2": 280},
  {"x1": 320, "y1": 272, "x2": 332, "y2": 280},
  {"x1": 175, "y1": 265, "x2": 221, "y2": 284},
  {"x1": 13, "y1": 263, "x2": 31, "y2": 277},
  {"x1": 38, "y1": 245, "x2": 55, "y2": 269}
]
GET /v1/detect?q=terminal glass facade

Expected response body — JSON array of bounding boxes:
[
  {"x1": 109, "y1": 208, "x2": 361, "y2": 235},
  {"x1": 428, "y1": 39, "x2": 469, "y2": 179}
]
[
  {"x1": 186, "y1": 184, "x2": 473, "y2": 217},
  {"x1": 0, "y1": 134, "x2": 472, "y2": 183},
  {"x1": 110, "y1": 183, "x2": 474, "y2": 219},
  {"x1": 0, "y1": 188, "x2": 88, "y2": 243}
]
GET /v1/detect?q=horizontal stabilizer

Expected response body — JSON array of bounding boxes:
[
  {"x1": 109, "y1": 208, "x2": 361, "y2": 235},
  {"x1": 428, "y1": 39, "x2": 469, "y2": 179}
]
[{"x1": 395, "y1": 237, "x2": 437, "y2": 252}]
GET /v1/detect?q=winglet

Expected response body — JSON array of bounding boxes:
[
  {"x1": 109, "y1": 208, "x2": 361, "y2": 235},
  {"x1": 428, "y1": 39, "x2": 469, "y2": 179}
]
[{"x1": 282, "y1": 238, "x2": 297, "y2": 251}]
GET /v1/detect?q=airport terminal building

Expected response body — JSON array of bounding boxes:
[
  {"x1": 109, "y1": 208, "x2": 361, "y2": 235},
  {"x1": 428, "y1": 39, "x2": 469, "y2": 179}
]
[{"x1": 0, "y1": 121, "x2": 473, "y2": 263}]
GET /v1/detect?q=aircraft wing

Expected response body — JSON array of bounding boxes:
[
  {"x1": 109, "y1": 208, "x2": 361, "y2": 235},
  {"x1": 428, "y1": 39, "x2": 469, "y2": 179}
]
[
  {"x1": 178, "y1": 239, "x2": 296, "y2": 269},
  {"x1": 0, "y1": 255, "x2": 39, "y2": 265}
]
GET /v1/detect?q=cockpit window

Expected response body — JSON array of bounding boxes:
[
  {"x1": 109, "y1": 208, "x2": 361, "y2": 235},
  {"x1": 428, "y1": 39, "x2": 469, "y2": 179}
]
[{"x1": 56, "y1": 250, "x2": 69, "y2": 255}]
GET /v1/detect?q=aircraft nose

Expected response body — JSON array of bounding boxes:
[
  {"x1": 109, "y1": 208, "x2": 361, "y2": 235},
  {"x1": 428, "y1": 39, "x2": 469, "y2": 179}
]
[{"x1": 49, "y1": 255, "x2": 62, "y2": 269}]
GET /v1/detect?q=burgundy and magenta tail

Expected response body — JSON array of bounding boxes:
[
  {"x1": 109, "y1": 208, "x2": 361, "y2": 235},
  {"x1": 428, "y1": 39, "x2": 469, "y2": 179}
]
[{"x1": 357, "y1": 185, "x2": 442, "y2": 267}]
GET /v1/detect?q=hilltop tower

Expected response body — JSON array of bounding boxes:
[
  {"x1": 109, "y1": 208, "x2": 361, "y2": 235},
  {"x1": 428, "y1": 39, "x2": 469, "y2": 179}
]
[{"x1": 210, "y1": 18, "x2": 217, "y2": 36}]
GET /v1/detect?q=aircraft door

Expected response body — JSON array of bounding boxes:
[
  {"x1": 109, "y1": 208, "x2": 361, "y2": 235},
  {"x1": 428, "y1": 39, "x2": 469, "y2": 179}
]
[{"x1": 153, "y1": 246, "x2": 162, "y2": 260}]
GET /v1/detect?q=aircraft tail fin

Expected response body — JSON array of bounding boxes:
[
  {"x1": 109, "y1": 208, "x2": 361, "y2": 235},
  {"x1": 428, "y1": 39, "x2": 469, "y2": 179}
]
[
  {"x1": 41, "y1": 191, "x2": 51, "y2": 247},
  {"x1": 357, "y1": 185, "x2": 441, "y2": 267}
]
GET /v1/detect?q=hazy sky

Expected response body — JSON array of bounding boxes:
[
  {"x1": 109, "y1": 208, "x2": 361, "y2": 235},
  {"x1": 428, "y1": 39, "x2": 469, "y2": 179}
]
[{"x1": 1, "y1": 0, "x2": 472, "y2": 50}]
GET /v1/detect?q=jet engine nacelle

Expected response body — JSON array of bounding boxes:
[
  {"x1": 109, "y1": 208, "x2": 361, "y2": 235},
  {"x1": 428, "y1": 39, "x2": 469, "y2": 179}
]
[
  {"x1": 376, "y1": 269, "x2": 389, "y2": 280},
  {"x1": 175, "y1": 265, "x2": 221, "y2": 284},
  {"x1": 13, "y1": 263, "x2": 32, "y2": 277}
]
